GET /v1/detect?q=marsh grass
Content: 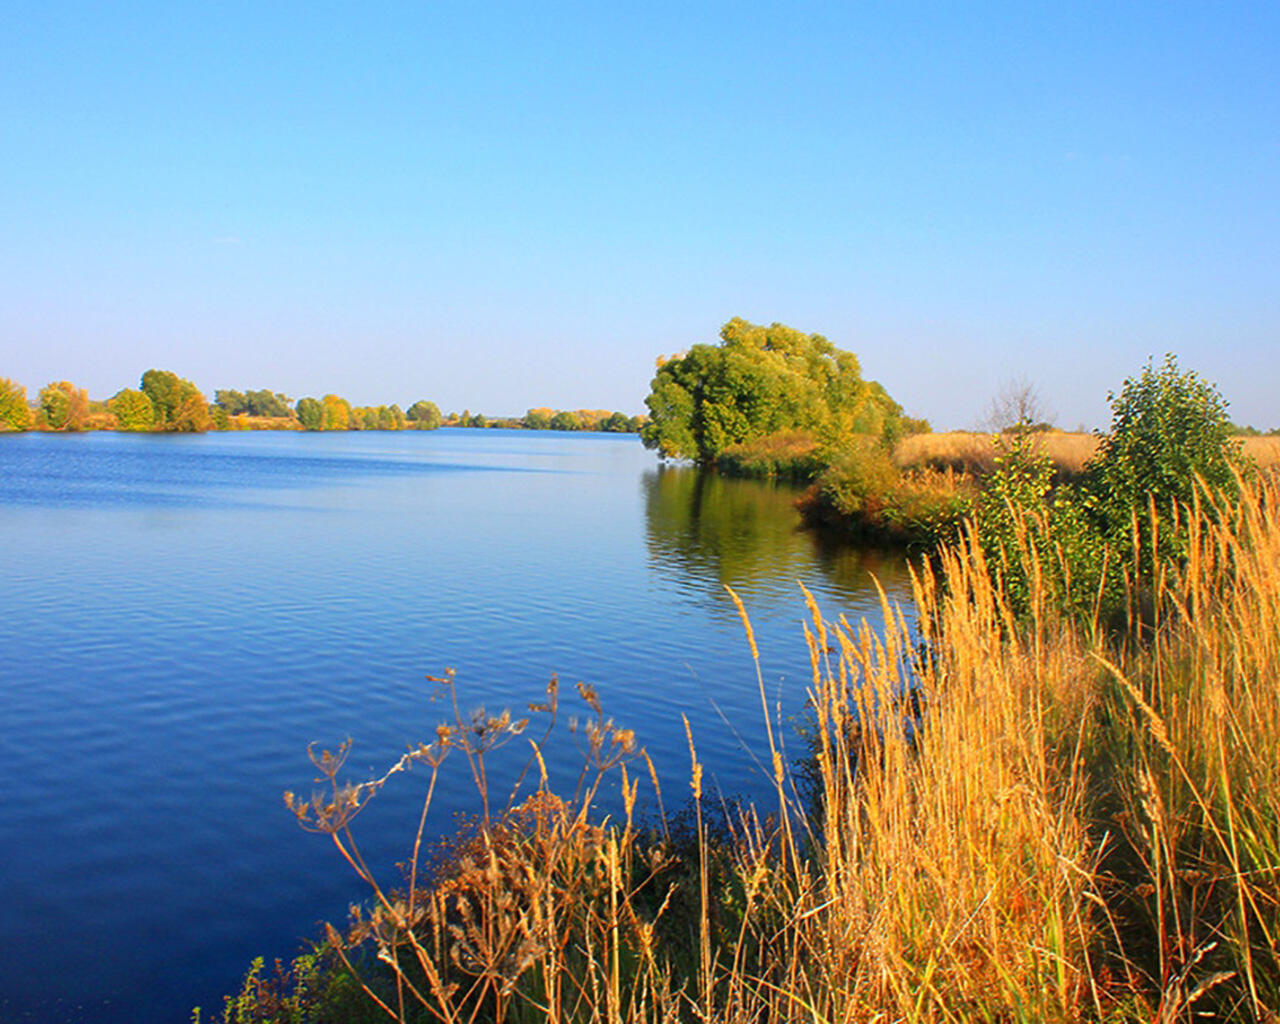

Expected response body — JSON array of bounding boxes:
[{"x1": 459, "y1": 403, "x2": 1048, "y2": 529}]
[
  {"x1": 1091, "y1": 480, "x2": 1280, "y2": 1020},
  {"x1": 211, "y1": 480, "x2": 1280, "y2": 1023}
]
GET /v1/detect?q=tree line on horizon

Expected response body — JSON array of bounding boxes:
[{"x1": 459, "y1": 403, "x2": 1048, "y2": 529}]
[{"x1": 0, "y1": 373, "x2": 646, "y2": 435}]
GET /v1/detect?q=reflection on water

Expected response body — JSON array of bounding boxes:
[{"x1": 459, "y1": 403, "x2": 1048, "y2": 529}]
[{"x1": 643, "y1": 463, "x2": 913, "y2": 609}]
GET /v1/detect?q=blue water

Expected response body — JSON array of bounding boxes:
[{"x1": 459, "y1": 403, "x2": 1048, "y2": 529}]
[{"x1": 0, "y1": 429, "x2": 912, "y2": 1022}]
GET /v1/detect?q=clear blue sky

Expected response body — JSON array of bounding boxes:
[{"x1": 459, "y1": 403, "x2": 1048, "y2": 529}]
[{"x1": 3, "y1": 1, "x2": 1277, "y2": 428}]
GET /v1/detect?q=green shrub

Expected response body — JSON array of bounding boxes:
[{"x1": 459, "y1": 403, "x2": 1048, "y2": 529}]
[
  {"x1": 816, "y1": 436, "x2": 900, "y2": 515},
  {"x1": 975, "y1": 357, "x2": 1252, "y2": 631},
  {"x1": 1084, "y1": 354, "x2": 1249, "y2": 536},
  {"x1": 974, "y1": 431, "x2": 1111, "y2": 625}
]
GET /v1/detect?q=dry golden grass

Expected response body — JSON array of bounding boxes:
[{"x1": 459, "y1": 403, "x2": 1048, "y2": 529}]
[
  {"x1": 1099, "y1": 480, "x2": 1280, "y2": 1019},
  {"x1": 898, "y1": 432, "x2": 1280, "y2": 479},
  {"x1": 244, "y1": 479, "x2": 1280, "y2": 1023},
  {"x1": 1242, "y1": 435, "x2": 1280, "y2": 471},
  {"x1": 895, "y1": 431, "x2": 1100, "y2": 477},
  {"x1": 229, "y1": 414, "x2": 300, "y2": 430}
]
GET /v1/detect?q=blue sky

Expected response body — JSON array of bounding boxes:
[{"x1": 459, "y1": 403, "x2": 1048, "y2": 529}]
[{"x1": 3, "y1": 1, "x2": 1277, "y2": 428}]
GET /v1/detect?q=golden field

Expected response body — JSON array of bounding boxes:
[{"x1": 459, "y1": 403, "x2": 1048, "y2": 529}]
[{"x1": 896, "y1": 430, "x2": 1280, "y2": 478}]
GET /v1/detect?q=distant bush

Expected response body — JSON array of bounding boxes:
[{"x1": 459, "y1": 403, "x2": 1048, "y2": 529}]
[
  {"x1": 295, "y1": 397, "x2": 324, "y2": 431},
  {"x1": 1227, "y1": 423, "x2": 1280, "y2": 437},
  {"x1": 407, "y1": 400, "x2": 442, "y2": 430},
  {"x1": 321, "y1": 394, "x2": 351, "y2": 431},
  {"x1": 0, "y1": 377, "x2": 32, "y2": 431},
  {"x1": 109, "y1": 388, "x2": 156, "y2": 432},
  {"x1": 39, "y1": 380, "x2": 90, "y2": 431},
  {"x1": 141, "y1": 369, "x2": 210, "y2": 432},
  {"x1": 215, "y1": 388, "x2": 292, "y2": 418}
]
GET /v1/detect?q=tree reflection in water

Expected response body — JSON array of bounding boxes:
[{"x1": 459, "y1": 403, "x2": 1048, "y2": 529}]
[{"x1": 642, "y1": 463, "x2": 914, "y2": 612}]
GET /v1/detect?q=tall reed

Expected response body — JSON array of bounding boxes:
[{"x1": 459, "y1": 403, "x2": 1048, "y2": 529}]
[{"x1": 1095, "y1": 478, "x2": 1280, "y2": 1020}]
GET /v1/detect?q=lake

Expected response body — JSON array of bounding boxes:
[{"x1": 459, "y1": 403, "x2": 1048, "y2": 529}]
[{"x1": 0, "y1": 428, "x2": 912, "y2": 1022}]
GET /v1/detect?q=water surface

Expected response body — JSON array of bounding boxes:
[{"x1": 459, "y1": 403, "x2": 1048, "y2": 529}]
[{"x1": 0, "y1": 429, "x2": 912, "y2": 1022}]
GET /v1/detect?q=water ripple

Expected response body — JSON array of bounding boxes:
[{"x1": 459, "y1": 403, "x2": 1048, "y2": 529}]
[{"x1": 0, "y1": 430, "x2": 913, "y2": 1023}]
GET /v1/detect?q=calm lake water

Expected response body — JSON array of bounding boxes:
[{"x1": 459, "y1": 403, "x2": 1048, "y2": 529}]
[{"x1": 0, "y1": 428, "x2": 912, "y2": 1022}]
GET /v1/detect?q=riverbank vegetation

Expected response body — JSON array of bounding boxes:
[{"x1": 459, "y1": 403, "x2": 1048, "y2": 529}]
[
  {"x1": 636, "y1": 323, "x2": 1277, "y2": 548},
  {"x1": 204, "y1": 350, "x2": 1280, "y2": 1022},
  {"x1": 0, "y1": 372, "x2": 644, "y2": 436}
]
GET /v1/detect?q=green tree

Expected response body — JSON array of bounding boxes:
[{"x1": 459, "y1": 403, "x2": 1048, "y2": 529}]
[
  {"x1": 109, "y1": 388, "x2": 156, "y2": 431},
  {"x1": 549, "y1": 410, "x2": 580, "y2": 431},
  {"x1": 214, "y1": 389, "x2": 248, "y2": 415},
  {"x1": 141, "y1": 369, "x2": 183, "y2": 423},
  {"x1": 245, "y1": 389, "x2": 291, "y2": 417},
  {"x1": 215, "y1": 388, "x2": 291, "y2": 417},
  {"x1": 141, "y1": 369, "x2": 210, "y2": 431},
  {"x1": 601, "y1": 411, "x2": 632, "y2": 432},
  {"x1": 380, "y1": 404, "x2": 406, "y2": 430},
  {"x1": 407, "y1": 400, "x2": 442, "y2": 429},
  {"x1": 39, "y1": 380, "x2": 90, "y2": 431},
  {"x1": 295, "y1": 397, "x2": 324, "y2": 431},
  {"x1": 522, "y1": 408, "x2": 552, "y2": 430},
  {"x1": 641, "y1": 318, "x2": 907, "y2": 464},
  {"x1": 1084, "y1": 354, "x2": 1247, "y2": 533},
  {"x1": 0, "y1": 378, "x2": 32, "y2": 431}
]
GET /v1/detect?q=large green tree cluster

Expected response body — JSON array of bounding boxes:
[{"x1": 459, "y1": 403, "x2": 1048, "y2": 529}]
[
  {"x1": 350, "y1": 404, "x2": 407, "y2": 430},
  {"x1": 641, "y1": 318, "x2": 911, "y2": 463},
  {"x1": 214, "y1": 389, "x2": 292, "y2": 418}
]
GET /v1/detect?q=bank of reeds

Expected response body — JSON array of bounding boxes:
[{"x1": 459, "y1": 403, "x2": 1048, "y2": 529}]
[
  {"x1": 1093, "y1": 481, "x2": 1280, "y2": 1019},
  {"x1": 210, "y1": 478, "x2": 1280, "y2": 1022}
]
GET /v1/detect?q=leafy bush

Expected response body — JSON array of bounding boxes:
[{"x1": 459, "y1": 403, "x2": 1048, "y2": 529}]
[
  {"x1": 105, "y1": 388, "x2": 154, "y2": 431},
  {"x1": 295, "y1": 398, "x2": 323, "y2": 431},
  {"x1": 816, "y1": 436, "x2": 902, "y2": 515},
  {"x1": 973, "y1": 432, "x2": 1112, "y2": 625},
  {"x1": 406, "y1": 400, "x2": 441, "y2": 430},
  {"x1": 800, "y1": 437, "x2": 973, "y2": 546},
  {"x1": 975, "y1": 356, "x2": 1252, "y2": 630},
  {"x1": 1084, "y1": 354, "x2": 1248, "y2": 535}
]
